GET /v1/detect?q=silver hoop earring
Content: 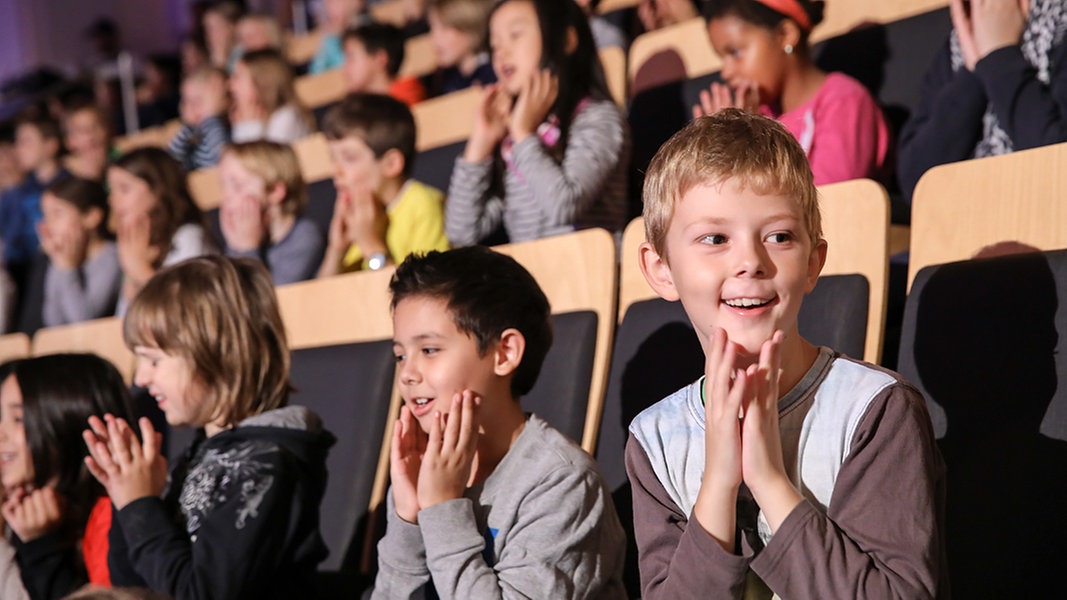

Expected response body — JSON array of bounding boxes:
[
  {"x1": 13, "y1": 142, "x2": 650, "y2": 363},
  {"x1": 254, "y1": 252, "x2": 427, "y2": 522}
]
[{"x1": 784, "y1": 44, "x2": 794, "y2": 55}]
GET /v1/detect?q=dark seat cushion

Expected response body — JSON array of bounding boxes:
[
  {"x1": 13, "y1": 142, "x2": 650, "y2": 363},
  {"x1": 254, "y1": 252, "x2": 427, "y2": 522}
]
[{"x1": 521, "y1": 310, "x2": 598, "y2": 444}]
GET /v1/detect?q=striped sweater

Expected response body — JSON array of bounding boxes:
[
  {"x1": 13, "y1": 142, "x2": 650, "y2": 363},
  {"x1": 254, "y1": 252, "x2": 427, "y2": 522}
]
[
  {"x1": 168, "y1": 115, "x2": 229, "y2": 171},
  {"x1": 445, "y1": 98, "x2": 629, "y2": 246}
]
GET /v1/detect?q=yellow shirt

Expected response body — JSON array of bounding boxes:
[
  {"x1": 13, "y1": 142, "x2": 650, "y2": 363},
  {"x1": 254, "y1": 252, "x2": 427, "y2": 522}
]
[{"x1": 341, "y1": 180, "x2": 450, "y2": 271}]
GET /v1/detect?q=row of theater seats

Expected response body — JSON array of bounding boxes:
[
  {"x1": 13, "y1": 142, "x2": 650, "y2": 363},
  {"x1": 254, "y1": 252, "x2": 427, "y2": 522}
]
[{"x1": 7, "y1": 138, "x2": 1067, "y2": 594}]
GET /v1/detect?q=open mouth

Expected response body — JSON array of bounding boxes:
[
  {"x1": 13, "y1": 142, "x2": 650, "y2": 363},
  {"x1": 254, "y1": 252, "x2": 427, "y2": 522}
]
[{"x1": 409, "y1": 397, "x2": 435, "y2": 416}]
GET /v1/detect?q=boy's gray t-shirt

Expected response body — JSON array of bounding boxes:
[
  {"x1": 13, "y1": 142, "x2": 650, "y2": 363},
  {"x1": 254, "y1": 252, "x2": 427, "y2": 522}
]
[{"x1": 373, "y1": 414, "x2": 627, "y2": 600}]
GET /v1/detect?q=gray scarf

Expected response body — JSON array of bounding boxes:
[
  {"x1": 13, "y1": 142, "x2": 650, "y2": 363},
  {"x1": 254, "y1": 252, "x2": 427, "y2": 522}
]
[{"x1": 950, "y1": 0, "x2": 1067, "y2": 157}]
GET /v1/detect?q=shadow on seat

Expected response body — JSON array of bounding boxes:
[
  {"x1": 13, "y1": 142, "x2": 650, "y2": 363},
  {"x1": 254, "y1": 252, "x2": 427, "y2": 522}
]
[
  {"x1": 897, "y1": 250, "x2": 1067, "y2": 599},
  {"x1": 521, "y1": 310, "x2": 598, "y2": 444},
  {"x1": 290, "y1": 340, "x2": 397, "y2": 597}
]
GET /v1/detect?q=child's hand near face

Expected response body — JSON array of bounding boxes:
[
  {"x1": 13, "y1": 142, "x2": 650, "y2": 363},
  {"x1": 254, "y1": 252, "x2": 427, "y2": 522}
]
[
  {"x1": 344, "y1": 185, "x2": 389, "y2": 258},
  {"x1": 1, "y1": 486, "x2": 63, "y2": 542},
  {"x1": 220, "y1": 194, "x2": 269, "y2": 252},
  {"x1": 951, "y1": 0, "x2": 1030, "y2": 70},
  {"x1": 509, "y1": 70, "x2": 559, "y2": 142},
  {"x1": 739, "y1": 331, "x2": 802, "y2": 532},
  {"x1": 465, "y1": 84, "x2": 512, "y2": 162},
  {"x1": 692, "y1": 327, "x2": 747, "y2": 551},
  {"x1": 116, "y1": 212, "x2": 161, "y2": 289},
  {"x1": 417, "y1": 391, "x2": 480, "y2": 511},
  {"x1": 83, "y1": 415, "x2": 167, "y2": 510},
  {"x1": 390, "y1": 405, "x2": 426, "y2": 523},
  {"x1": 37, "y1": 221, "x2": 88, "y2": 271},
  {"x1": 693, "y1": 81, "x2": 760, "y2": 120}
]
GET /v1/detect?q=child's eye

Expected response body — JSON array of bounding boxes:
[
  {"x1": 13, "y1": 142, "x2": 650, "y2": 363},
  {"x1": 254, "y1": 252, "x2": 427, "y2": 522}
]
[
  {"x1": 393, "y1": 354, "x2": 405, "y2": 363},
  {"x1": 766, "y1": 232, "x2": 793, "y2": 244},
  {"x1": 421, "y1": 347, "x2": 439, "y2": 356},
  {"x1": 701, "y1": 234, "x2": 727, "y2": 245}
]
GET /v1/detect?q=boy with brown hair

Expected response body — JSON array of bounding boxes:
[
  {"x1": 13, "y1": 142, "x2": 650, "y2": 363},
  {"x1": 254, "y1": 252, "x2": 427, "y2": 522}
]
[
  {"x1": 341, "y1": 23, "x2": 426, "y2": 106},
  {"x1": 317, "y1": 93, "x2": 448, "y2": 277},
  {"x1": 374, "y1": 246, "x2": 626, "y2": 598},
  {"x1": 628, "y1": 109, "x2": 948, "y2": 599}
]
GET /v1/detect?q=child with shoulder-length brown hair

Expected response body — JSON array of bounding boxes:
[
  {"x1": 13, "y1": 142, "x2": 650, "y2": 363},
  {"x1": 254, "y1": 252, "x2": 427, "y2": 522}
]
[
  {"x1": 229, "y1": 49, "x2": 315, "y2": 144},
  {"x1": 83, "y1": 255, "x2": 334, "y2": 600},
  {"x1": 107, "y1": 147, "x2": 214, "y2": 314},
  {"x1": 218, "y1": 140, "x2": 324, "y2": 284}
]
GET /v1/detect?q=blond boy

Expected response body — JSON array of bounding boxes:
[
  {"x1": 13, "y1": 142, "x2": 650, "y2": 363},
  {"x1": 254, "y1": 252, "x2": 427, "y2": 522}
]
[
  {"x1": 627, "y1": 109, "x2": 947, "y2": 599},
  {"x1": 168, "y1": 66, "x2": 230, "y2": 171}
]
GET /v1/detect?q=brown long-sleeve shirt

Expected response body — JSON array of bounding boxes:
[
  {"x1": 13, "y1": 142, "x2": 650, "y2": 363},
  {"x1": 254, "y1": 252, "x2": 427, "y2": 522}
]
[{"x1": 626, "y1": 347, "x2": 949, "y2": 599}]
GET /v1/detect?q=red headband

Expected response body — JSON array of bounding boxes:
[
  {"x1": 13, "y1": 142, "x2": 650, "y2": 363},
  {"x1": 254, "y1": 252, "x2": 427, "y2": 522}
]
[{"x1": 753, "y1": 0, "x2": 812, "y2": 31}]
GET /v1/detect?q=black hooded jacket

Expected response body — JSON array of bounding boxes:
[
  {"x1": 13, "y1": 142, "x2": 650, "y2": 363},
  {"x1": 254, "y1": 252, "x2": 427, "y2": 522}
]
[{"x1": 109, "y1": 405, "x2": 335, "y2": 599}]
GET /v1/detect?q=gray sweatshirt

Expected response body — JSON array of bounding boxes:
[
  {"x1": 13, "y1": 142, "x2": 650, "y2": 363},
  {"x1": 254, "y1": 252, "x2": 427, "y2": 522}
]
[
  {"x1": 226, "y1": 217, "x2": 324, "y2": 285},
  {"x1": 43, "y1": 241, "x2": 121, "y2": 327},
  {"x1": 372, "y1": 414, "x2": 627, "y2": 600},
  {"x1": 445, "y1": 99, "x2": 629, "y2": 246}
]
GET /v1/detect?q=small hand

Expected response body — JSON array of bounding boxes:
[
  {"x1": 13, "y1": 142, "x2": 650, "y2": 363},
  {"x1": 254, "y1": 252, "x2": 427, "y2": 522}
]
[
  {"x1": 390, "y1": 405, "x2": 427, "y2": 523},
  {"x1": 1, "y1": 486, "x2": 63, "y2": 542},
  {"x1": 970, "y1": 0, "x2": 1030, "y2": 62},
  {"x1": 465, "y1": 84, "x2": 511, "y2": 162},
  {"x1": 693, "y1": 81, "x2": 760, "y2": 119},
  {"x1": 509, "y1": 69, "x2": 559, "y2": 142},
  {"x1": 344, "y1": 186, "x2": 389, "y2": 258},
  {"x1": 116, "y1": 212, "x2": 159, "y2": 287},
  {"x1": 83, "y1": 415, "x2": 167, "y2": 510},
  {"x1": 38, "y1": 222, "x2": 88, "y2": 271},
  {"x1": 326, "y1": 190, "x2": 353, "y2": 251},
  {"x1": 220, "y1": 194, "x2": 267, "y2": 252},
  {"x1": 417, "y1": 391, "x2": 480, "y2": 510}
]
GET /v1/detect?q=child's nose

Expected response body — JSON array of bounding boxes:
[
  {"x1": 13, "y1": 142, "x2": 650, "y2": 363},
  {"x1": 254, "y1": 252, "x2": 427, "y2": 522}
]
[
  {"x1": 398, "y1": 359, "x2": 421, "y2": 385},
  {"x1": 734, "y1": 239, "x2": 769, "y2": 277}
]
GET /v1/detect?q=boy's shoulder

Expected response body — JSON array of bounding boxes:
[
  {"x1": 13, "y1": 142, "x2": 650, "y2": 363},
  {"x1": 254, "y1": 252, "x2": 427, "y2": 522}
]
[{"x1": 492, "y1": 414, "x2": 603, "y2": 487}]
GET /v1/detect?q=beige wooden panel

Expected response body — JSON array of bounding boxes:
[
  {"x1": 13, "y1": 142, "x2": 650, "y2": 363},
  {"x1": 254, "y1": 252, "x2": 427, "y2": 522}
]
[
  {"x1": 494, "y1": 228, "x2": 618, "y2": 452},
  {"x1": 276, "y1": 268, "x2": 397, "y2": 349},
  {"x1": 619, "y1": 178, "x2": 889, "y2": 364},
  {"x1": 295, "y1": 67, "x2": 348, "y2": 109},
  {"x1": 0, "y1": 332, "x2": 30, "y2": 363},
  {"x1": 413, "y1": 87, "x2": 481, "y2": 151},
  {"x1": 293, "y1": 133, "x2": 334, "y2": 182},
  {"x1": 287, "y1": 29, "x2": 324, "y2": 65},
  {"x1": 188, "y1": 166, "x2": 222, "y2": 211},
  {"x1": 114, "y1": 119, "x2": 181, "y2": 154},
  {"x1": 597, "y1": 0, "x2": 639, "y2": 14},
  {"x1": 369, "y1": 0, "x2": 410, "y2": 27},
  {"x1": 819, "y1": 178, "x2": 890, "y2": 364},
  {"x1": 909, "y1": 141, "x2": 1067, "y2": 288},
  {"x1": 399, "y1": 34, "x2": 436, "y2": 78},
  {"x1": 629, "y1": 0, "x2": 949, "y2": 81},
  {"x1": 600, "y1": 45, "x2": 627, "y2": 107},
  {"x1": 32, "y1": 317, "x2": 134, "y2": 383}
]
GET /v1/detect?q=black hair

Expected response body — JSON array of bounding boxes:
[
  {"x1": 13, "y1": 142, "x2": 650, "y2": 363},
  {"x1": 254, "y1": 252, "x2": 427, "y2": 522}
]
[
  {"x1": 46, "y1": 176, "x2": 112, "y2": 239},
  {"x1": 703, "y1": 0, "x2": 825, "y2": 44},
  {"x1": 343, "y1": 22, "x2": 407, "y2": 77},
  {"x1": 0, "y1": 355, "x2": 134, "y2": 542},
  {"x1": 322, "y1": 93, "x2": 417, "y2": 177},
  {"x1": 15, "y1": 107, "x2": 62, "y2": 143},
  {"x1": 390, "y1": 247, "x2": 553, "y2": 397},
  {"x1": 489, "y1": 0, "x2": 610, "y2": 159}
]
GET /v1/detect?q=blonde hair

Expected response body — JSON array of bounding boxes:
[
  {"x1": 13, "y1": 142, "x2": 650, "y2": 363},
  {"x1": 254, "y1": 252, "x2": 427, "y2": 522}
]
[
  {"x1": 124, "y1": 256, "x2": 291, "y2": 428},
  {"x1": 222, "y1": 140, "x2": 308, "y2": 216},
  {"x1": 238, "y1": 49, "x2": 314, "y2": 130},
  {"x1": 643, "y1": 108, "x2": 822, "y2": 258},
  {"x1": 429, "y1": 0, "x2": 495, "y2": 49}
]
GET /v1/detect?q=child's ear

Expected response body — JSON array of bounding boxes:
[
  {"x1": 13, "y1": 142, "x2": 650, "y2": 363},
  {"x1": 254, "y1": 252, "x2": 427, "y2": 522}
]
[
  {"x1": 266, "y1": 181, "x2": 287, "y2": 207},
  {"x1": 82, "y1": 206, "x2": 105, "y2": 232},
  {"x1": 805, "y1": 238, "x2": 828, "y2": 293},
  {"x1": 493, "y1": 328, "x2": 526, "y2": 378},
  {"x1": 638, "y1": 241, "x2": 681, "y2": 302},
  {"x1": 775, "y1": 19, "x2": 802, "y2": 54},
  {"x1": 564, "y1": 26, "x2": 578, "y2": 56},
  {"x1": 379, "y1": 148, "x2": 406, "y2": 179}
]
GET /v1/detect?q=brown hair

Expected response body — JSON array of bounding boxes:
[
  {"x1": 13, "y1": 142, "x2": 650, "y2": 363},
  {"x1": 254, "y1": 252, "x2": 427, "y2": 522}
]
[
  {"x1": 124, "y1": 255, "x2": 292, "y2": 427},
  {"x1": 222, "y1": 140, "x2": 307, "y2": 216},
  {"x1": 111, "y1": 147, "x2": 206, "y2": 260},
  {"x1": 643, "y1": 108, "x2": 822, "y2": 258},
  {"x1": 429, "y1": 0, "x2": 495, "y2": 50},
  {"x1": 237, "y1": 49, "x2": 314, "y2": 131},
  {"x1": 322, "y1": 92, "x2": 416, "y2": 177}
]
